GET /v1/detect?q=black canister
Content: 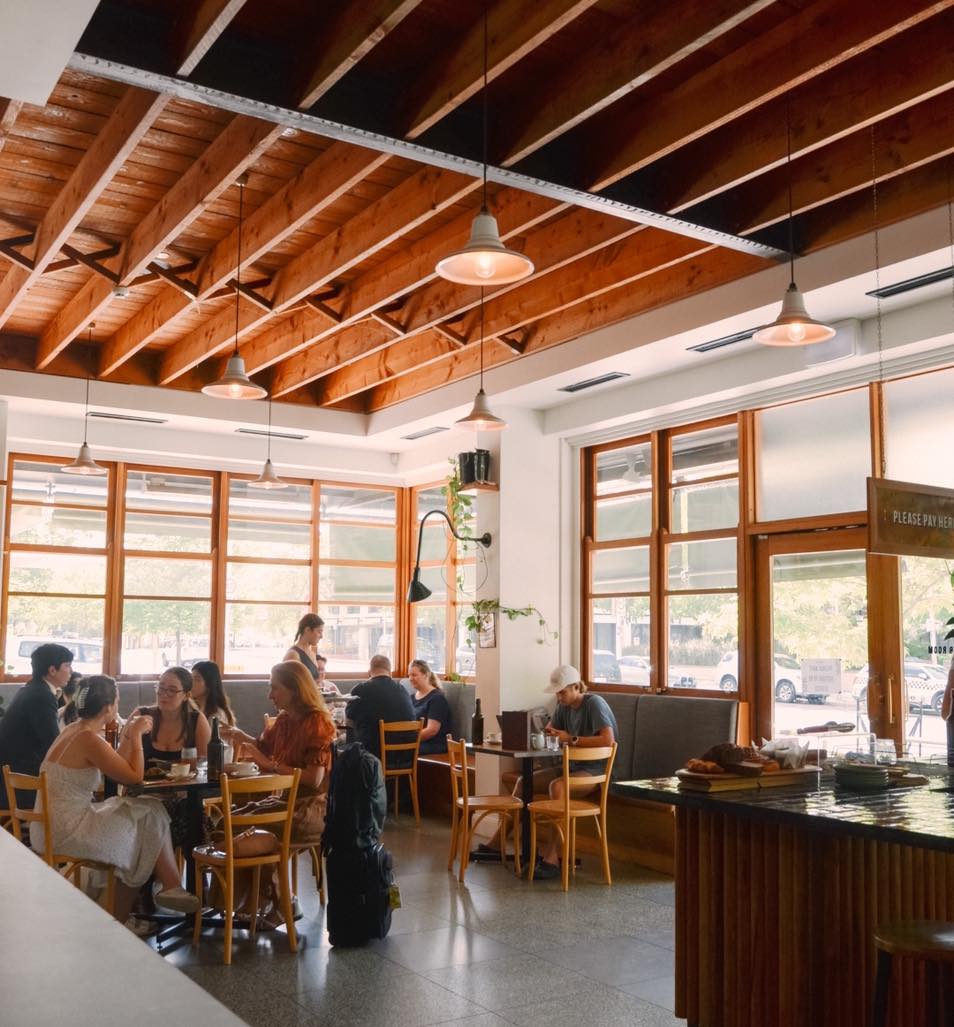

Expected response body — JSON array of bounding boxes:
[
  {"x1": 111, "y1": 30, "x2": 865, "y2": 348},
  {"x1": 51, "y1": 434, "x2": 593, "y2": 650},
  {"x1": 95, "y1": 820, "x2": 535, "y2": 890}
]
[{"x1": 458, "y1": 451, "x2": 477, "y2": 486}]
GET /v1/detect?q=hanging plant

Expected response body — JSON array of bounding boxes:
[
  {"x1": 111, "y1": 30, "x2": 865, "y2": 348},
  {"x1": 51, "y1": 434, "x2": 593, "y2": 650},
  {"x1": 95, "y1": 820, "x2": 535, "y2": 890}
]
[
  {"x1": 442, "y1": 457, "x2": 473, "y2": 535},
  {"x1": 464, "y1": 598, "x2": 558, "y2": 646}
]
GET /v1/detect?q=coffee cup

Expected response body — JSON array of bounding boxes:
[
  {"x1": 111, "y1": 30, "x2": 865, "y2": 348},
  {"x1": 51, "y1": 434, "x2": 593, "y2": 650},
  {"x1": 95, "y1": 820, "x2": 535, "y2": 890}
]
[
  {"x1": 530, "y1": 732, "x2": 545, "y2": 750},
  {"x1": 169, "y1": 762, "x2": 191, "y2": 778},
  {"x1": 486, "y1": 732, "x2": 502, "y2": 744},
  {"x1": 233, "y1": 762, "x2": 258, "y2": 778}
]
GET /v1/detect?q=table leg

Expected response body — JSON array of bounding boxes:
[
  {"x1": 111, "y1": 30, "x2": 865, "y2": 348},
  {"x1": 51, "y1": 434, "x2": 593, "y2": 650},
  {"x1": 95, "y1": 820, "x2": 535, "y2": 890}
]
[{"x1": 521, "y1": 757, "x2": 534, "y2": 869}]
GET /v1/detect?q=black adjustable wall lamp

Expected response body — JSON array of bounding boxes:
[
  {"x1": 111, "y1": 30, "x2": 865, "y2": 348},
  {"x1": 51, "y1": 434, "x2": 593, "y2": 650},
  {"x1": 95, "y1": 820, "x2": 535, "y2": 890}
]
[{"x1": 407, "y1": 509, "x2": 492, "y2": 603}]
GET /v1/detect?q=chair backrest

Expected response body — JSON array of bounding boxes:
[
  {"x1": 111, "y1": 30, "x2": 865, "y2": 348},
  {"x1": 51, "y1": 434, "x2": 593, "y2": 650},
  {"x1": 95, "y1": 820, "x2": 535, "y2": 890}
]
[
  {"x1": 2, "y1": 765, "x2": 53, "y2": 864},
  {"x1": 219, "y1": 770, "x2": 300, "y2": 860},
  {"x1": 558, "y1": 743, "x2": 618, "y2": 818},
  {"x1": 378, "y1": 719, "x2": 424, "y2": 774},
  {"x1": 446, "y1": 736, "x2": 470, "y2": 807}
]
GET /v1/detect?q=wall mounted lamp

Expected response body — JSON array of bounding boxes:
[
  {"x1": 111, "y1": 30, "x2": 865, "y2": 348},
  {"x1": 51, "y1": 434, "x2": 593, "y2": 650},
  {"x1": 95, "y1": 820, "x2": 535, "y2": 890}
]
[{"x1": 407, "y1": 509, "x2": 491, "y2": 603}]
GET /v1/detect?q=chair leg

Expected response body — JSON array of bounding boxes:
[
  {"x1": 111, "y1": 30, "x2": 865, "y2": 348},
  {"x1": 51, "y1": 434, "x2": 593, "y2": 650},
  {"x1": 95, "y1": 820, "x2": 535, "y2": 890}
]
[
  {"x1": 511, "y1": 810, "x2": 522, "y2": 877},
  {"x1": 529, "y1": 816, "x2": 537, "y2": 880},
  {"x1": 224, "y1": 866, "x2": 234, "y2": 966},
  {"x1": 561, "y1": 820, "x2": 570, "y2": 892},
  {"x1": 291, "y1": 848, "x2": 299, "y2": 895},
  {"x1": 447, "y1": 804, "x2": 460, "y2": 872},
  {"x1": 871, "y1": 949, "x2": 892, "y2": 1027},
  {"x1": 599, "y1": 814, "x2": 612, "y2": 885},
  {"x1": 192, "y1": 865, "x2": 206, "y2": 948},
  {"x1": 317, "y1": 852, "x2": 326, "y2": 907},
  {"x1": 458, "y1": 812, "x2": 471, "y2": 884},
  {"x1": 104, "y1": 869, "x2": 116, "y2": 915},
  {"x1": 570, "y1": 820, "x2": 577, "y2": 877},
  {"x1": 249, "y1": 865, "x2": 261, "y2": 938},
  {"x1": 278, "y1": 856, "x2": 298, "y2": 953},
  {"x1": 410, "y1": 772, "x2": 421, "y2": 826}
]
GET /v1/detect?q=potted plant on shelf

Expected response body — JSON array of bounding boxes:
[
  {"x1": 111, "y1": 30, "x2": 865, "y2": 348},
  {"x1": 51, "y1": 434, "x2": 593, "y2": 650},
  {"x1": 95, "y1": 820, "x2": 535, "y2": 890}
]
[{"x1": 464, "y1": 599, "x2": 558, "y2": 647}]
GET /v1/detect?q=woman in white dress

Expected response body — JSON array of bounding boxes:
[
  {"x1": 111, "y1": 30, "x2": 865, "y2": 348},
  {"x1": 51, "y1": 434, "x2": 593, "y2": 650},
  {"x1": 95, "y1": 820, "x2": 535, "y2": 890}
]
[{"x1": 35, "y1": 675, "x2": 200, "y2": 923}]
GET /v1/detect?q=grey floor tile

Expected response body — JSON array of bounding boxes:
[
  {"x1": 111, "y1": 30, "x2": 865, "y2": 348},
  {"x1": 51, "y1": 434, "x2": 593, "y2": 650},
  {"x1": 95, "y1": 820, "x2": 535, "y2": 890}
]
[
  {"x1": 423, "y1": 953, "x2": 588, "y2": 1013},
  {"x1": 373, "y1": 924, "x2": 520, "y2": 972},
  {"x1": 618, "y1": 973, "x2": 676, "y2": 1012},
  {"x1": 432, "y1": 1015, "x2": 517, "y2": 1027},
  {"x1": 501, "y1": 982, "x2": 683, "y2": 1027},
  {"x1": 546, "y1": 935, "x2": 674, "y2": 987}
]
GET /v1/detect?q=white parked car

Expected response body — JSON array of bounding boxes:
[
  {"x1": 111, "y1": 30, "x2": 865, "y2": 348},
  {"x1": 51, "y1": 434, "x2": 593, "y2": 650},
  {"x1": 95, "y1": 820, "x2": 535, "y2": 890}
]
[
  {"x1": 717, "y1": 651, "x2": 810, "y2": 704},
  {"x1": 851, "y1": 661, "x2": 949, "y2": 716},
  {"x1": 5, "y1": 636, "x2": 103, "y2": 677}
]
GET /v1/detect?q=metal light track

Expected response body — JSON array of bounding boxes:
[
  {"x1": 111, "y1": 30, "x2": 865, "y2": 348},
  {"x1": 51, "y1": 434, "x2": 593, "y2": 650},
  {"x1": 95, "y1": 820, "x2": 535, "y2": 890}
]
[{"x1": 69, "y1": 52, "x2": 787, "y2": 262}]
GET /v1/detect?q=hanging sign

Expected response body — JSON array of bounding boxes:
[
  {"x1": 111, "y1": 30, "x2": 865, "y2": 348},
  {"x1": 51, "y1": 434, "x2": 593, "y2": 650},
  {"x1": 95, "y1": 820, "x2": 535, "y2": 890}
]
[{"x1": 867, "y1": 477, "x2": 954, "y2": 559}]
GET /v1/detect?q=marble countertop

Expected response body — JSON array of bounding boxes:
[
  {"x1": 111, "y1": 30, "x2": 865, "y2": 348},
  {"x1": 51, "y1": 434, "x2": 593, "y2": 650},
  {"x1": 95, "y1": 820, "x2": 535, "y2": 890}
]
[{"x1": 612, "y1": 771, "x2": 954, "y2": 853}]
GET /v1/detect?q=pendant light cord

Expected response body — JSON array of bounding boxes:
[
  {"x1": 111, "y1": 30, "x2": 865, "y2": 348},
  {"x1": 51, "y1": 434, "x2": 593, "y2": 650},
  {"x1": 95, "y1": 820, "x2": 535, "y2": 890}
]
[
  {"x1": 481, "y1": 2, "x2": 489, "y2": 211},
  {"x1": 479, "y1": 286, "x2": 485, "y2": 389},
  {"x1": 233, "y1": 177, "x2": 245, "y2": 358},
  {"x1": 83, "y1": 323, "x2": 94, "y2": 444},
  {"x1": 266, "y1": 396, "x2": 272, "y2": 461},
  {"x1": 785, "y1": 100, "x2": 795, "y2": 288},
  {"x1": 870, "y1": 124, "x2": 886, "y2": 478}
]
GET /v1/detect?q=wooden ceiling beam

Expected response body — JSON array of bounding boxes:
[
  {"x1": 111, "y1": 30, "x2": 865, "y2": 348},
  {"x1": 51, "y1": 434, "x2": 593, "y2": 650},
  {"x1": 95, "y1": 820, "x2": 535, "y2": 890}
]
[
  {"x1": 319, "y1": 229, "x2": 707, "y2": 405},
  {"x1": 294, "y1": 0, "x2": 423, "y2": 108},
  {"x1": 497, "y1": 0, "x2": 773, "y2": 167},
  {"x1": 158, "y1": 166, "x2": 479, "y2": 384},
  {"x1": 402, "y1": 0, "x2": 597, "y2": 139},
  {"x1": 268, "y1": 203, "x2": 635, "y2": 397},
  {"x1": 99, "y1": 142, "x2": 387, "y2": 376},
  {"x1": 176, "y1": 0, "x2": 248, "y2": 76},
  {"x1": 367, "y1": 248, "x2": 768, "y2": 411},
  {"x1": 36, "y1": 113, "x2": 282, "y2": 370},
  {"x1": 0, "y1": 86, "x2": 167, "y2": 334},
  {"x1": 243, "y1": 188, "x2": 561, "y2": 377},
  {"x1": 651, "y1": 10, "x2": 954, "y2": 215},
  {"x1": 716, "y1": 90, "x2": 954, "y2": 237},
  {"x1": 584, "y1": 0, "x2": 954, "y2": 191}
]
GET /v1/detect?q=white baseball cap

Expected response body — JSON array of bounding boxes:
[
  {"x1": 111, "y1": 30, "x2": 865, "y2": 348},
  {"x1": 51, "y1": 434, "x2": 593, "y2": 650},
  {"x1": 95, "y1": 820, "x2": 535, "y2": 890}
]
[{"x1": 545, "y1": 664, "x2": 581, "y2": 693}]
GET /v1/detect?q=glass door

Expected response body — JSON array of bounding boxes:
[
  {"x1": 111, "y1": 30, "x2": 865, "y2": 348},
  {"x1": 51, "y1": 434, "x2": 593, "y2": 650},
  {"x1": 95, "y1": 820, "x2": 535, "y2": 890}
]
[{"x1": 755, "y1": 530, "x2": 872, "y2": 747}]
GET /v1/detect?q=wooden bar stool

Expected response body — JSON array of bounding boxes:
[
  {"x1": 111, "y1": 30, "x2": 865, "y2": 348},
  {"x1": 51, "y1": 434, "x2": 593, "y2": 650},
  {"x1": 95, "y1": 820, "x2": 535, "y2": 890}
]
[{"x1": 872, "y1": 922, "x2": 954, "y2": 1027}]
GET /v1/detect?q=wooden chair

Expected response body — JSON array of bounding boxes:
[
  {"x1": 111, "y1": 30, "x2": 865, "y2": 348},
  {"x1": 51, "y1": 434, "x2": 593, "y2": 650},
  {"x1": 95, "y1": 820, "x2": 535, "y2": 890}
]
[
  {"x1": 446, "y1": 737, "x2": 523, "y2": 883},
  {"x1": 528, "y1": 742, "x2": 617, "y2": 892},
  {"x1": 378, "y1": 719, "x2": 424, "y2": 824},
  {"x1": 2, "y1": 765, "x2": 117, "y2": 913},
  {"x1": 291, "y1": 842, "x2": 326, "y2": 906},
  {"x1": 191, "y1": 770, "x2": 300, "y2": 965},
  {"x1": 872, "y1": 922, "x2": 954, "y2": 1027}
]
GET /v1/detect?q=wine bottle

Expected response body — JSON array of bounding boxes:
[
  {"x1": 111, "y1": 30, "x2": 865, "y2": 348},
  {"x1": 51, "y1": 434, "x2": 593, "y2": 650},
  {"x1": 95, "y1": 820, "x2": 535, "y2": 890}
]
[
  {"x1": 207, "y1": 718, "x2": 224, "y2": 782},
  {"x1": 471, "y1": 697, "x2": 484, "y2": 745}
]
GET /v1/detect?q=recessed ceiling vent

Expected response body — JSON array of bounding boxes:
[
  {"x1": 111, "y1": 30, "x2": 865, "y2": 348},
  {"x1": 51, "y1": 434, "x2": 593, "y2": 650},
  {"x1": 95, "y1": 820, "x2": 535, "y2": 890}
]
[
  {"x1": 401, "y1": 426, "x2": 449, "y2": 440},
  {"x1": 88, "y1": 411, "x2": 167, "y2": 425},
  {"x1": 235, "y1": 428, "x2": 307, "y2": 441},
  {"x1": 558, "y1": 371, "x2": 630, "y2": 394},
  {"x1": 687, "y1": 328, "x2": 758, "y2": 354},
  {"x1": 866, "y1": 266, "x2": 954, "y2": 299}
]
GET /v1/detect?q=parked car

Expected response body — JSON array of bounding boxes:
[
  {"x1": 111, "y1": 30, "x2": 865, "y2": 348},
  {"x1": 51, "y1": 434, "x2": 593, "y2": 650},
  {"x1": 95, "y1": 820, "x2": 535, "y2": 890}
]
[
  {"x1": 592, "y1": 649, "x2": 622, "y2": 683},
  {"x1": 5, "y1": 636, "x2": 103, "y2": 676},
  {"x1": 617, "y1": 654, "x2": 695, "y2": 689},
  {"x1": 851, "y1": 661, "x2": 949, "y2": 716},
  {"x1": 717, "y1": 651, "x2": 810, "y2": 703}
]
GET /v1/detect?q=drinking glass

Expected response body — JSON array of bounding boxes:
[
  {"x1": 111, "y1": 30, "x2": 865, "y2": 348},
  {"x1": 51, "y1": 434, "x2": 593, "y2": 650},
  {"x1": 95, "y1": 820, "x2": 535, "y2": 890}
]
[
  {"x1": 875, "y1": 739, "x2": 897, "y2": 766},
  {"x1": 546, "y1": 735, "x2": 560, "y2": 752}
]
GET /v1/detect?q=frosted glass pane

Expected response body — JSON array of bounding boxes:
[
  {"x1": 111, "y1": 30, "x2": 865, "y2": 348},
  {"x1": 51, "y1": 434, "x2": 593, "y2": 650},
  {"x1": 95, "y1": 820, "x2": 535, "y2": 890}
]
[
  {"x1": 757, "y1": 389, "x2": 870, "y2": 521},
  {"x1": 592, "y1": 546, "x2": 650, "y2": 594},
  {"x1": 885, "y1": 367, "x2": 954, "y2": 489},
  {"x1": 595, "y1": 493, "x2": 652, "y2": 540},
  {"x1": 667, "y1": 538, "x2": 737, "y2": 590}
]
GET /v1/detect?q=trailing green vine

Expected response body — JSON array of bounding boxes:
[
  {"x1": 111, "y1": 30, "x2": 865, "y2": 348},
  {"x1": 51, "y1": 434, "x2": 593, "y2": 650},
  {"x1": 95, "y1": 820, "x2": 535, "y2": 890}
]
[{"x1": 464, "y1": 598, "x2": 558, "y2": 646}]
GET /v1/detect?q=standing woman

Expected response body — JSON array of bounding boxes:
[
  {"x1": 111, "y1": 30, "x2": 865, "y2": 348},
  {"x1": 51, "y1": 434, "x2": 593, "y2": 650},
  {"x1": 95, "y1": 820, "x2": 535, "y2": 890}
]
[
  {"x1": 127, "y1": 666, "x2": 211, "y2": 762},
  {"x1": 409, "y1": 659, "x2": 452, "y2": 755},
  {"x1": 190, "y1": 660, "x2": 235, "y2": 728},
  {"x1": 283, "y1": 613, "x2": 324, "y2": 682}
]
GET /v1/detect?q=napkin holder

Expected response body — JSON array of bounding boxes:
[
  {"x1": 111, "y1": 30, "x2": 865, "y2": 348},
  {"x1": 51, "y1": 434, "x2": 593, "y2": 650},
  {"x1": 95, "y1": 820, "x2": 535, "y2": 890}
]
[{"x1": 501, "y1": 710, "x2": 533, "y2": 751}]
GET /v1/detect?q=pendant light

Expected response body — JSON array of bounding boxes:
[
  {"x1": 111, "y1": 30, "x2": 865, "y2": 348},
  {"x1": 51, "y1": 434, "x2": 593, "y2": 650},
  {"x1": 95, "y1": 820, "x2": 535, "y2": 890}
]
[
  {"x1": 456, "y1": 288, "x2": 507, "y2": 431},
  {"x1": 753, "y1": 108, "x2": 835, "y2": 347},
  {"x1": 435, "y1": 5, "x2": 533, "y2": 286},
  {"x1": 202, "y1": 175, "x2": 267, "y2": 400},
  {"x1": 248, "y1": 395, "x2": 288, "y2": 490},
  {"x1": 63, "y1": 328, "x2": 107, "y2": 476}
]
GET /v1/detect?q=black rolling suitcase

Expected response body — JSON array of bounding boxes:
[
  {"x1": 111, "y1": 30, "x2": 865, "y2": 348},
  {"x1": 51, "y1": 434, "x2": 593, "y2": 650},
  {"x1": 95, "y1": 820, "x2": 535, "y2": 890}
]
[{"x1": 322, "y1": 742, "x2": 395, "y2": 947}]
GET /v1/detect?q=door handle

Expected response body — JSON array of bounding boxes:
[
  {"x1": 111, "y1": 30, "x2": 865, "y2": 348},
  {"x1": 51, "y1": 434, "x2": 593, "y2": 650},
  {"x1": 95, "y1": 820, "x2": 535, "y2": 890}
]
[{"x1": 887, "y1": 674, "x2": 895, "y2": 725}]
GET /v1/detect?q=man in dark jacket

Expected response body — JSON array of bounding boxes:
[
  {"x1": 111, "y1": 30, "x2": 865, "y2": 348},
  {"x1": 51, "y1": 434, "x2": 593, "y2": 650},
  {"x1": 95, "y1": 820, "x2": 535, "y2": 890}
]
[
  {"x1": 0, "y1": 642, "x2": 74, "y2": 809},
  {"x1": 347, "y1": 654, "x2": 414, "y2": 760}
]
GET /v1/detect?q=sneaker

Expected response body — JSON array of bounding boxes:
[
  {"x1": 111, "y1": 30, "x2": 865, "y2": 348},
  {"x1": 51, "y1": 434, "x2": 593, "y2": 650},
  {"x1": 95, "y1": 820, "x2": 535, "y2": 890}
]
[
  {"x1": 532, "y1": 859, "x2": 560, "y2": 881},
  {"x1": 124, "y1": 915, "x2": 157, "y2": 937},
  {"x1": 155, "y1": 886, "x2": 201, "y2": 914}
]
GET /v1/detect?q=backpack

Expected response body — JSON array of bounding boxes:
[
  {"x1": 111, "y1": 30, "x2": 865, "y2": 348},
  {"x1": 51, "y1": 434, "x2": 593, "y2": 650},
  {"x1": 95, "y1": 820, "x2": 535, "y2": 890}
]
[
  {"x1": 322, "y1": 742, "x2": 387, "y2": 853},
  {"x1": 325, "y1": 843, "x2": 394, "y2": 947}
]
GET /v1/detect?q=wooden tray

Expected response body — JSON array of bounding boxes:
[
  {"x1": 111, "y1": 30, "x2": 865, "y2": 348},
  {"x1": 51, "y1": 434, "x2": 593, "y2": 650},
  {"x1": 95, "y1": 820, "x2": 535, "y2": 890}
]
[
  {"x1": 757, "y1": 766, "x2": 822, "y2": 788},
  {"x1": 675, "y1": 769, "x2": 760, "y2": 791}
]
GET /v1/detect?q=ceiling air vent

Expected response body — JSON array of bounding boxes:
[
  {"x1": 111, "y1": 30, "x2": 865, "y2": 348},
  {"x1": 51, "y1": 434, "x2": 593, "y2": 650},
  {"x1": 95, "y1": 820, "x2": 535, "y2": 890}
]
[
  {"x1": 88, "y1": 411, "x2": 167, "y2": 425},
  {"x1": 235, "y1": 428, "x2": 307, "y2": 441},
  {"x1": 687, "y1": 328, "x2": 758, "y2": 354},
  {"x1": 866, "y1": 266, "x2": 954, "y2": 300},
  {"x1": 558, "y1": 371, "x2": 630, "y2": 394},
  {"x1": 401, "y1": 426, "x2": 449, "y2": 441}
]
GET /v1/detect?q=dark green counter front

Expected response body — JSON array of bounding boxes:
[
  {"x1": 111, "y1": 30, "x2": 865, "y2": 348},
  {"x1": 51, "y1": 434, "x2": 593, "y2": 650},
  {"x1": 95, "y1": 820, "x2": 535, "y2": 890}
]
[{"x1": 612, "y1": 775, "x2": 954, "y2": 1027}]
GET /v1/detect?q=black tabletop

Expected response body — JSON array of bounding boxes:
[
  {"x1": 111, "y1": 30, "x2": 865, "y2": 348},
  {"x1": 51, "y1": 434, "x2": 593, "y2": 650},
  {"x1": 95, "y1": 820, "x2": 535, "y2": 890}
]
[{"x1": 612, "y1": 772, "x2": 954, "y2": 853}]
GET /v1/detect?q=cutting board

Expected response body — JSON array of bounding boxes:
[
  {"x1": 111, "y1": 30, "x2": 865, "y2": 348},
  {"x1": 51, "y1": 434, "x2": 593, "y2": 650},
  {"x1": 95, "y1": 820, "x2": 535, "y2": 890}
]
[{"x1": 676, "y1": 765, "x2": 822, "y2": 791}]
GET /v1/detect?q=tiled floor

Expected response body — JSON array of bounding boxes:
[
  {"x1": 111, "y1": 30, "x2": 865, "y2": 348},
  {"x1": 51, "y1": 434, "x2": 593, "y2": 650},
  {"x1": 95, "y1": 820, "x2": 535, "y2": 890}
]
[{"x1": 163, "y1": 816, "x2": 681, "y2": 1027}]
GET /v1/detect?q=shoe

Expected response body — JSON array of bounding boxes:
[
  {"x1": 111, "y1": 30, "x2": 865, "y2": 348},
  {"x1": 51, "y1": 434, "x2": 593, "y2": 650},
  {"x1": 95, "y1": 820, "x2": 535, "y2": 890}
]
[
  {"x1": 124, "y1": 915, "x2": 157, "y2": 937},
  {"x1": 476, "y1": 843, "x2": 501, "y2": 856},
  {"x1": 155, "y1": 887, "x2": 201, "y2": 914},
  {"x1": 532, "y1": 859, "x2": 560, "y2": 881}
]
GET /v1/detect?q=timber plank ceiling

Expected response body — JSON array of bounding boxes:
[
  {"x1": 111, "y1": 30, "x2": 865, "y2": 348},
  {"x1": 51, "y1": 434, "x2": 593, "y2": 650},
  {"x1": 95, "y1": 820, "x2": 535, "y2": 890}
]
[{"x1": 1, "y1": 0, "x2": 953, "y2": 412}]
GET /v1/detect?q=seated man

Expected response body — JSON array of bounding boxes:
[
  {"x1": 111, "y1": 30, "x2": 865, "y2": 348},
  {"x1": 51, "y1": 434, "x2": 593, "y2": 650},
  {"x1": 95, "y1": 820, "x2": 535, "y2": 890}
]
[
  {"x1": 346, "y1": 654, "x2": 414, "y2": 760},
  {"x1": 0, "y1": 642, "x2": 74, "y2": 809}
]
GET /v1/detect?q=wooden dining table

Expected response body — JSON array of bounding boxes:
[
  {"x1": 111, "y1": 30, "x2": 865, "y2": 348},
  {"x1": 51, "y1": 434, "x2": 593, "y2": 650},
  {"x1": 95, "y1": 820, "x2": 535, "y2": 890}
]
[{"x1": 466, "y1": 741, "x2": 561, "y2": 867}]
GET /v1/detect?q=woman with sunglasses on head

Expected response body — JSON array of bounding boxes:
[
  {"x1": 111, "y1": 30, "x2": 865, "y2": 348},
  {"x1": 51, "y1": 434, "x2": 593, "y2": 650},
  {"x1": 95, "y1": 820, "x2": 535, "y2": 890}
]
[{"x1": 190, "y1": 660, "x2": 235, "y2": 728}]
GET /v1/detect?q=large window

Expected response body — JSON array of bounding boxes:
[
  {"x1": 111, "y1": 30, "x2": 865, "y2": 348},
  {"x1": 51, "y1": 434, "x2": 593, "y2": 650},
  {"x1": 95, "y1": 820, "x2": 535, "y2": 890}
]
[{"x1": 6, "y1": 458, "x2": 108, "y2": 675}]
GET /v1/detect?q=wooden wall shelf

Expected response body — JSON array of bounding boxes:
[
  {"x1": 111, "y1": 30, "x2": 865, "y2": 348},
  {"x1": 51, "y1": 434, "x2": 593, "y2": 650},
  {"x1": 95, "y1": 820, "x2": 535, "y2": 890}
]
[{"x1": 459, "y1": 481, "x2": 499, "y2": 495}]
